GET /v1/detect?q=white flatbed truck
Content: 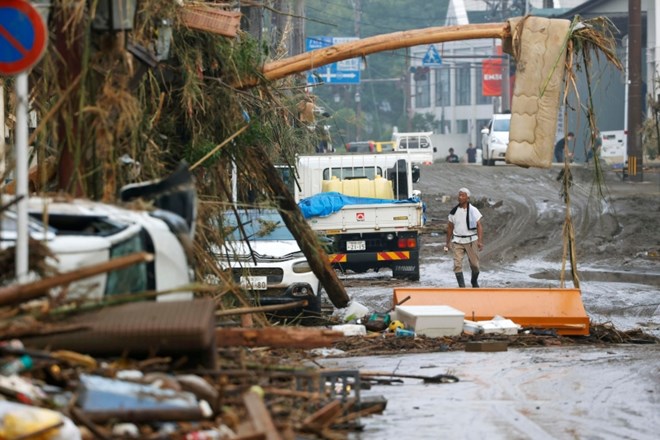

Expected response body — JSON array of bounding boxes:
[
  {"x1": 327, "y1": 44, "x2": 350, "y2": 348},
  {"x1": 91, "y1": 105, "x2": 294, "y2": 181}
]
[{"x1": 295, "y1": 153, "x2": 425, "y2": 280}]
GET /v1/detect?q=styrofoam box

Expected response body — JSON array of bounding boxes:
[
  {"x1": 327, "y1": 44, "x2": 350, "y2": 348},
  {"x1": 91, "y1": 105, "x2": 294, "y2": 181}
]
[{"x1": 395, "y1": 305, "x2": 465, "y2": 337}]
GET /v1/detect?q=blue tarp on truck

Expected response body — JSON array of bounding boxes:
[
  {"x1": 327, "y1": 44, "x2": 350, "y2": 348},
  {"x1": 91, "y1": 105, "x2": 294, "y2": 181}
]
[{"x1": 298, "y1": 192, "x2": 423, "y2": 219}]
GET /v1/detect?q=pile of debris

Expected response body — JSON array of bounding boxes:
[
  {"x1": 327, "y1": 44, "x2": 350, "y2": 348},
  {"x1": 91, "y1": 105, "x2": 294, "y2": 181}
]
[
  {"x1": 1, "y1": 285, "x2": 658, "y2": 439},
  {"x1": 0, "y1": 297, "x2": 378, "y2": 440}
]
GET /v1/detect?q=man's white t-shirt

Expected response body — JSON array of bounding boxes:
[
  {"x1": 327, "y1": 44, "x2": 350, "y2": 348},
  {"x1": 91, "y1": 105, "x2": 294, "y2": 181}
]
[{"x1": 448, "y1": 205, "x2": 482, "y2": 244}]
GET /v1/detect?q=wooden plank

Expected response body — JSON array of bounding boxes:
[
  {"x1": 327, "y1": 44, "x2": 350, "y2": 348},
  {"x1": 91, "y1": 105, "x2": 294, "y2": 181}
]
[
  {"x1": 301, "y1": 399, "x2": 344, "y2": 431},
  {"x1": 216, "y1": 300, "x2": 308, "y2": 317},
  {"x1": 0, "y1": 252, "x2": 154, "y2": 306},
  {"x1": 243, "y1": 390, "x2": 282, "y2": 440},
  {"x1": 465, "y1": 341, "x2": 509, "y2": 352},
  {"x1": 216, "y1": 327, "x2": 344, "y2": 348}
]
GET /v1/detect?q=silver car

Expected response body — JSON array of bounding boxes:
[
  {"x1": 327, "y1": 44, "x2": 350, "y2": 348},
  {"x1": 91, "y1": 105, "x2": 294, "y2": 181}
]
[{"x1": 215, "y1": 209, "x2": 322, "y2": 315}]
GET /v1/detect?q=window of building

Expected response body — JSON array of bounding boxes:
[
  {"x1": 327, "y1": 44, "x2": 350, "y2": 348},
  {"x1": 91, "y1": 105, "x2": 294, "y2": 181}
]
[
  {"x1": 456, "y1": 119, "x2": 468, "y2": 133},
  {"x1": 435, "y1": 68, "x2": 450, "y2": 107},
  {"x1": 456, "y1": 65, "x2": 471, "y2": 106}
]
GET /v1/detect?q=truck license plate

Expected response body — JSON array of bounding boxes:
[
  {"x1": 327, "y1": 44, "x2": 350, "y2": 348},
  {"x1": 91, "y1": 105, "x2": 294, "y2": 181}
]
[
  {"x1": 346, "y1": 240, "x2": 366, "y2": 251},
  {"x1": 240, "y1": 276, "x2": 267, "y2": 290}
]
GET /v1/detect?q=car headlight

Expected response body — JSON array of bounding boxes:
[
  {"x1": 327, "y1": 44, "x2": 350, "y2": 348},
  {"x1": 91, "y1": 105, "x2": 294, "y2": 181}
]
[{"x1": 292, "y1": 260, "x2": 312, "y2": 273}]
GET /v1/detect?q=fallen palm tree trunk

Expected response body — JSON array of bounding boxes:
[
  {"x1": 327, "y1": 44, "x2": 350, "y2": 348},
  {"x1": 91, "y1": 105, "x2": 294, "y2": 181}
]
[{"x1": 245, "y1": 145, "x2": 350, "y2": 308}]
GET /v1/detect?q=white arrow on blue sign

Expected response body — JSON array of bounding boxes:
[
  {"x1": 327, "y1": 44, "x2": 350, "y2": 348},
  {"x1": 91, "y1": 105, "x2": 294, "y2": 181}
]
[
  {"x1": 306, "y1": 36, "x2": 360, "y2": 85},
  {"x1": 422, "y1": 45, "x2": 442, "y2": 67}
]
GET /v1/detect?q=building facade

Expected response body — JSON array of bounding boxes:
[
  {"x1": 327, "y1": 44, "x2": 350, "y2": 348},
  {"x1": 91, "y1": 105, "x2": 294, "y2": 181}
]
[{"x1": 409, "y1": 0, "x2": 656, "y2": 161}]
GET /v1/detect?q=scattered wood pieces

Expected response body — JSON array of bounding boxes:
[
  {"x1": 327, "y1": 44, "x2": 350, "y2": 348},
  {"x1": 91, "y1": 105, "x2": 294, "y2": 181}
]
[
  {"x1": 242, "y1": 390, "x2": 283, "y2": 440},
  {"x1": 216, "y1": 300, "x2": 309, "y2": 317},
  {"x1": 216, "y1": 327, "x2": 344, "y2": 348},
  {"x1": 465, "y1": 340, "x2": 509, "y2": 352},
  {"x1": 301, "y1": 399, "x2": 345, "y2": 432}
]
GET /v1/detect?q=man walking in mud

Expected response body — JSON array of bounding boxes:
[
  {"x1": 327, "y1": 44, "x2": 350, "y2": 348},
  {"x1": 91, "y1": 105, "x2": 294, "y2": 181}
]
[{"x1": 444, "y1": 188, "x2": 483, "y2": 287}]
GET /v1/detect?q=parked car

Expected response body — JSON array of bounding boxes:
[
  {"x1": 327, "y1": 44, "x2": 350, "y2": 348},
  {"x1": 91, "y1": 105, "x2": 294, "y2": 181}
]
[
  {"x1": 482, "y1": 113, "x2": 511, "y2": 166},
  {"x1": 0, "y1": 163, "x2": 196, "y2": 302},
  {"x1": 213, "y1": 208, "x2": 322, "y2": 315}
]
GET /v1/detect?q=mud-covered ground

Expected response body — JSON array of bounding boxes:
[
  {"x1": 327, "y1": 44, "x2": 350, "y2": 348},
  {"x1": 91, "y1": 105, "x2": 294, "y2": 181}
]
[
  {"x1": 335, "y1": 161, "x2": 660, "y2": 333},
  {"x1": 320, "y1": 161, "x2": 660, "y2": 439},
  {"x1": 419, "y1": 162, "x2": 660, "y2": 281}
]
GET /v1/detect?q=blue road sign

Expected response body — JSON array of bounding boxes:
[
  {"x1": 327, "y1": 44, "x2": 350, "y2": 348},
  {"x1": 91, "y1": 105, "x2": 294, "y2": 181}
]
[
  {"x1": 306, "y1": 36, "x2": 360, "y2": 85},
  {"x1": 0, "y1": 0, "x2": 48, "y2": 75},
  {"x1": 422, "y1": 45, "x2": 442, "y2": 67}
]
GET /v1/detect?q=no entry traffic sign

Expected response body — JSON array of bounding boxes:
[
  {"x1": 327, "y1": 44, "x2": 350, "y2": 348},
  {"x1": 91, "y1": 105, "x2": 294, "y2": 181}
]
[{"x1": 0, "y1": 0, "x2": 47, "y2": 75}]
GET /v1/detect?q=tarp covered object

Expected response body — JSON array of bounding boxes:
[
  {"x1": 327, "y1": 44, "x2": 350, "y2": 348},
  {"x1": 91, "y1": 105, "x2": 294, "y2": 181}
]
[{"x1": 298, "y1": 192, "x2": 419, "y2": 219}]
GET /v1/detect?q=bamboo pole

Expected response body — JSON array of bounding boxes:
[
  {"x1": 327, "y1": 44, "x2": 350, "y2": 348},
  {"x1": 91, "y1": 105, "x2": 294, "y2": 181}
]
[
  {"x1": 215, "y1": 300, "x2": 309, "y2": 316},
  {"x1": 256, "y1": 23, "x2": 509, "y2": 84}
]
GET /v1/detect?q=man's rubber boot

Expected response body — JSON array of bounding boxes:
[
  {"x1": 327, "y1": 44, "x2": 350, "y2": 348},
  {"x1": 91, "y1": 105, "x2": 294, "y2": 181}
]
[
  {"x1": 455, "y1": 272, "x2": 465, "y2": 288},
  {"x1": 471, "y1": 271, "x2": 480, "y2": 288}
]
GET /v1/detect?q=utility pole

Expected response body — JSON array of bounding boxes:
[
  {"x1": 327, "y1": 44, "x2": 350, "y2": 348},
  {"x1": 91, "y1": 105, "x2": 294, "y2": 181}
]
[
  {"x1": 292, "y1": 0, "x2": 305, "y2": 56},
  {"x1": 271, "y1": 0, "x2": 289, "y2": 57},
  {"x1": 405, "y1": 47, "x2": 412, "y2": 131},
  {"x1": 240, "y1": 2, "x2": 262, "y2": 41},
  {"x1": 627, "y1": 0, "x2": 644, "y2": 181},
  {"x1": 500, "y1": 0, "x2": 510, "y2": 112},
  {"x1": 354, "y1": 0, "x2": 362, "y2": 140}
]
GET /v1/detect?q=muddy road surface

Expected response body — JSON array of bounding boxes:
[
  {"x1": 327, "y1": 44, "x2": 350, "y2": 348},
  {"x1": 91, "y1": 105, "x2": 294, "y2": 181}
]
[
  {"x1": 322, "y1": 162, "x2": 660, "y2": 439},
  {"x1": 336, "y1": 162, "x2": 660, "y2": 335}
]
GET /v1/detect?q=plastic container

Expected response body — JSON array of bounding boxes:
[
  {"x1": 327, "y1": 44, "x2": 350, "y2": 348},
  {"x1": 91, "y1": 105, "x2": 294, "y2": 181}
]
[
  {"x1": 322, "y1": 176, "x2": 341, "y2": 193},
  {"x1": 358, "y1": 178, "x2": 376, "y2": 198},
  {"x1": 331, "y1": 324, "x2": 367, "y2": 337},
  {"x1": 341, "y1": 300, "x2": 369, "y2": 321},
  {"x1": 395, "y1": 305, "x2": 465, "y2": 337},
  {"x1": 374, "y1": 176, "x2": 394, "y2": 199},
  {"x1": 341, "y1": 179, "x2": 359, "y2": 197},
  {"x1": 395, "y1": 328, "x2": 416, "y2": 337}
]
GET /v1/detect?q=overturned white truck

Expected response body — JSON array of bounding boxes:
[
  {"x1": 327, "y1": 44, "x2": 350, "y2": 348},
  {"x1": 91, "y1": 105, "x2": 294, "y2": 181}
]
[{"x1": 294, "y1": 153, "x2": 424, "y2": 281}]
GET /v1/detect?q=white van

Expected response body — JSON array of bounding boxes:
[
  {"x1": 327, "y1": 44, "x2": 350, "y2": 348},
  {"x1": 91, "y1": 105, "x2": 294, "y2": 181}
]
[
  {"x1": 482, "y1": 113, "x2": 511, "y2": 166},
  {"x1": 391, "y1": 132, "x2": 436, "y2": 165}
]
